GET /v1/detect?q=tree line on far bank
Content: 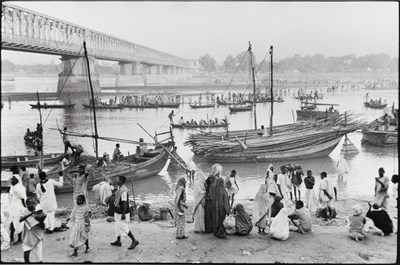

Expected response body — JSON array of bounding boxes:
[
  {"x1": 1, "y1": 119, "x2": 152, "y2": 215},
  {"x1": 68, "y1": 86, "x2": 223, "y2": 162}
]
[{"x1": 2, "y1": 52, "x2": 398, "y2": 75}]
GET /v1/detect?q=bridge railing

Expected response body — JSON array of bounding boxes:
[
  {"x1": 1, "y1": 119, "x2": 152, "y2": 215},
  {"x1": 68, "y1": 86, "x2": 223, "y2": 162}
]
[{"x1": 2, "y1": 3, "x2": 192, "y2": 68}]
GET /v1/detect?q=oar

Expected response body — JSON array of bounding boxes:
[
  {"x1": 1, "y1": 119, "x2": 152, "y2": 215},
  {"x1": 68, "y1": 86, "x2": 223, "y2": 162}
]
[
  {"x1": 137, "y1": 123, "x2": 189, "y2": 171},
  {"x1": 235, "y1": 136, "x2": 248, "y2": 149}
]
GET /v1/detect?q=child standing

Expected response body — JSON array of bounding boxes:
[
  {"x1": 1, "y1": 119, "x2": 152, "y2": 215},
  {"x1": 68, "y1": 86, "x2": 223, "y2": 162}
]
[
  {"x1": 347, "y1": 204, "x2": 366, "y2": 241},
  {"x1": 225, "y1": 170, "x2": 239, "y2": 208},
  {"x1": 20, "y1": 197, "x2": 48, "y2": 263},
  {"x1": 67, "y1": 195, "x2": 92, "y2": 257}
]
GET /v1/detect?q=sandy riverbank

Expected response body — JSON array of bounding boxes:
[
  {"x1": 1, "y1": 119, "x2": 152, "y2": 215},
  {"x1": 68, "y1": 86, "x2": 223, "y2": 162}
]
[{"x1": 1, "y1": 193, "x2": 398, "y2": 263}]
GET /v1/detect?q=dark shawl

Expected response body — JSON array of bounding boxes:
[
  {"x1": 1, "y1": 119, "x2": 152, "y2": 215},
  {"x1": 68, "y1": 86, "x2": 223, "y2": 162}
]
[
  {"x1": 366, "y1": 208, "x2": 393, "y2": 235},
  {"x1": 270, "y1": 195, "x2": 284, "y2": 218},
  {"x1": 204, "y1": 174, "x2": 216, "y2": 233},
  {"x1": 234, "y1": 203, "x2": 253, "y2": 235},
  {"x1": 211, "y1": 177, "x2": 230, "y2": 238}
]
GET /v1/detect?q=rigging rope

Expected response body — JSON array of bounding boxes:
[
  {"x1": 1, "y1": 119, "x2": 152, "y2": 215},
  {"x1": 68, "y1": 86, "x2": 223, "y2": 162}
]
[{"x1": 43, "y1": 47, "x2": 84, "y2": 127}]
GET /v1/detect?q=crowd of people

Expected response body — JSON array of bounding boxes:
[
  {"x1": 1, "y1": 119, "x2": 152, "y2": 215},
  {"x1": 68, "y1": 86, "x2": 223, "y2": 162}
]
[
  {"x1": 176, "y1": 116, "x2": 228, "y2": 127},
  {"x1": 1, "y1": 156, "x2": 397, "y2": 261}
]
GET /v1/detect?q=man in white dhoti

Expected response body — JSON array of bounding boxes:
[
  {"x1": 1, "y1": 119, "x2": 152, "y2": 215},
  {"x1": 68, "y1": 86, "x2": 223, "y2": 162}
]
[
  {"x1": 111, "y1": 176, "x2": 139, "y2": 250},
  {"x1": 8, "y1": 172, "x2": 27, "y2": 245},
  {"x1": 36, "y1": 171, "x2": 63, "y2": 233},
  {"x1": 277, "y1": 166, "x2": 290, "y2": 203}
]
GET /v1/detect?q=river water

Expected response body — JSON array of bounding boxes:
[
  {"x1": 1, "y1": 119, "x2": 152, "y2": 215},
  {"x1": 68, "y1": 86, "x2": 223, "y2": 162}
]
[{"x1": 1, "y1": 77, "x2": 398, "y2": 208}]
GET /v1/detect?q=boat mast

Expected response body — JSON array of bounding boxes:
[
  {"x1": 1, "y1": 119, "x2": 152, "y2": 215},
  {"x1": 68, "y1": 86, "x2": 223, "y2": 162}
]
[
  {"x1": 83, "y1": 41, "x2": 99, "y2": 160},
  {"x1": 269, "y1": 45, "x2": 273, "y2": 136},
  {"x1": 36, "y1": 91, "x2": 44, "y2": 170},
  {"x1": 248, "y1": 42, "x2": 257, "y2": 130}
]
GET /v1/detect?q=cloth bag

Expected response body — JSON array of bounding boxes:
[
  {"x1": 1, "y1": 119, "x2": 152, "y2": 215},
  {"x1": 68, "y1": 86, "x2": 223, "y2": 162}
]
[{"x1": 223, "y1": 214, "x2": 236, "y2": 235}]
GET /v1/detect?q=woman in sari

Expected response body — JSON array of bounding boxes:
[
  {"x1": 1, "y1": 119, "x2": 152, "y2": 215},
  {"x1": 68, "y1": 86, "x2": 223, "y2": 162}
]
[
  {"x1": 174, "y1": 177, "x2": 188, "y2": 239},
  {"x1": 265, "y1": 164, "x2": 274, "y2": 191},
  {"x1": 193, "y1": 171, "x2": 206, "y2": 233},
  {"x1": 233, "y1": 204, "x2": 253, "y2": 236},
  {"x1": 67, "y1": 195, "x2": 92, "y2": 257},
  {"x1": 254, "y1": 179, "x2": 269, "y2": 234},
  {"x1": 211, "y1": 178, "x2": 230, "y2": 238},
  {"x1": 204, "y1": 173, "x2": 216, "y2": 233}
]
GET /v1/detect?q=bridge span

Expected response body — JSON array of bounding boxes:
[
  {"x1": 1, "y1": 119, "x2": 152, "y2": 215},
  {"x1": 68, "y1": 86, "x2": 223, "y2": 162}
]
[{"x1": 1, "y1": 3, "x2": 197, "y2": 93}]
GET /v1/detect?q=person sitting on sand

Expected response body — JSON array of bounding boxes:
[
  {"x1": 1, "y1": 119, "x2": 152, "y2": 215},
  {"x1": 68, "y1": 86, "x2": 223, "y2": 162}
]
[
  {"x1": 347, "y1": 204, "x2": 366, "y2": 241},
  {"x1": 232, "y1": 204, "x2": 253, "y2": 236},
  {"x1": 270, "y1": 207, "x2": 290, "y2": 241},
  {"x1": 268, "y1": 195, "x2": 284, "y2": 227},
  {"x1": 288, "y1": 200, "x2": 312, "y2": 234},
  {"x1": 365, "y1": 203, "x2": 393, "y2": 236}
]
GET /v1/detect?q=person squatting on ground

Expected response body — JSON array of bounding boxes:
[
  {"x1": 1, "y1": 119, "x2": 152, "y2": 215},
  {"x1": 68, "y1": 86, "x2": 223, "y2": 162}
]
[
  {"x1": 110, "y1": 176, "x2": 139, "y2": 250},
  {"x1": 175, "y1": 177, "x2": 188, "y2": 239},
  {"x1": 347, "y1": 204, "x2": 366, "y2": 241},
  {"x1": 66, "y1": 195, "x2": 92, "y2": 257},
  {"x1": 232, "y1": 203, "x2": 253, "y2": 236},
  {"x1": 288, "y1": 200, "x2": 312, "y2": 234},
  {"x1": 365, "y1": 202, "x2": 393, "y2": 236},
  {"x1": 36, "y1": 171, "x2": 63, "y2": 233}
]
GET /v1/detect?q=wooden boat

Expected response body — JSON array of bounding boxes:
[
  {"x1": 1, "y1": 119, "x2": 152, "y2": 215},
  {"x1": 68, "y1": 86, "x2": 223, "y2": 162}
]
[
  {"x1": 46, "y1": 144, "x2": 173, "y2": 193},
  {"x1": 364, "y1": 101, "x2": 387, "y2": 109},
  {"x1": 157, "y1": 103, "x2": 180, "y2": 108},
  {"x1": 361, "y1": 109, "x2": 398, "y2": 147},
  {"x1": 1, "y1": 153, "x2": 65, "y2": 168},
  {"x1": 190, "y1": 103, "x2": 215, "y2": 109},
  {"x1": 217, "y1": 101, "x2": 246, "y2": 106},
  {"x1": 186, "y1": 44, "x2": 361, "y2": 163},
  {"x1": 119, "y1": 103, "x2": 158, "y2": 109},
  {"x1": 171, "y1": 122, "x2": 229, "y2": 129},
  {"x1": 296, "y1": 102, "x2": 340, "y2": 120},
  {"x1": 82, "y1": 103, "x2": 123, "y2": 109},
  {"x1": 295, "y1": 94, "x2": 323, "y2": 100},
  {"x1": 30, "y1": 103, "x2": 75, "y2": 109},
  {"x1": 229, "y1": 104, "x2": 252, "y2": 113}
]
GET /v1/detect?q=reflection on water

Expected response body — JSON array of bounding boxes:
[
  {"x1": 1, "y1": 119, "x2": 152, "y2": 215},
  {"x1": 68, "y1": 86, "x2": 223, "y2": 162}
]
[{"x1": 1, "y1": 79, "x2": 398, "y2": 207}]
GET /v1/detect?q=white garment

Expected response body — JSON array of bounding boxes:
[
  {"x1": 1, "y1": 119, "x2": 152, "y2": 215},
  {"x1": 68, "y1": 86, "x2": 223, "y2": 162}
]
[
  {"x1": 1, "y1": 212, "x2": 10, "y2": 251},
  {"x1": 43, "y1": 209, "x2": 55, "y2": 231},
  {"x1": 337, "y1": 155, "x2": 349, "y2": 175},
  {"x1": 277, "y1": 173, "x2": 289, "y2": 202},
  {"x1": 193, "y1": 172, "x2": 206, "y2": 232},
  {"x1": 393, "y1": 183, "x2": 398, "y2": 199},
  {"x1": 319, "y1": 178, "x2": 332, "y2": 202},
  {"x1": 114, "y1": 213, "x2": 130, "y2": 237},
  {"x1": 270, "y1": 208, "x2": 290, "y2": 241},
  {"x1": 8, "y1": 183, "x2": 27, "y2": 233},
  {"x1": 99, "y1": 182, "x2": 113, "y2": 205},
  {"x1": 61, "y1": 158, "x2": 69, "y2": 171},
  {"x1": 23, "y1": 240, "x2": 43, "y2": 262},
  {"x1": 305, "y1": 188, "x2": 318, "y2": 214},
  {"x1": 36, "y1": 177, "x2": 63, "y2": 212}
]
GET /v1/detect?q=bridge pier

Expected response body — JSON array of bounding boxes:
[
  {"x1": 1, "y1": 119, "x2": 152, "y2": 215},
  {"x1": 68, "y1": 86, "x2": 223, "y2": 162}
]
[{"x1": 57, "y1": 55, "x2": 101, "y2": 94}]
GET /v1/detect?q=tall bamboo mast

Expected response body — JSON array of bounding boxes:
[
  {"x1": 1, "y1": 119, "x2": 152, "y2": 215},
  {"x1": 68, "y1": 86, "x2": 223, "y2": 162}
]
[
  {"x1": 248, "y1": 42, "x2": 257, "y2": 130},
  {"x1": 83, "y1": 41, "x2": 99, "y2": 160},
  {"x1": 269, "y1": 45, "x2": 273, "y2": 136},
  {"x1": 36, "y1": 91, "x2": 44, "y2": 170}
]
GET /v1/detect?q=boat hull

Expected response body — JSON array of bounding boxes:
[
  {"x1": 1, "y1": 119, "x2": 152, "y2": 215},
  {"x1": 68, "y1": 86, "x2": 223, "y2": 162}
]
[
  {"x1": 362, "y1": 129, "x2": 398, "y2": 147},
  {"x1": 204, "y1": 137, "x2": 342, "y2": 163},
  {"x1": 1, "y1": 153, "x2": 65, "y2": 168},
  {"x1": 190, "y1": 104, "x2": 215, "y2": 109},
  {"x1": 364, "y1": 102, "x2": 387, "y2": 109},
  {"x1": 82, "y1": 103, "x2": 123, "y2": 109},
  {"x1": 119, "y1": 104, "x2": 157, "y2": 109},
  {"x1": 30, "y1": 103, "x2": 75, "y2": 109},
  {"x1": 296, "y1": 110, "x2": 340, "y2": 120},
  {"x1": 171, "y1": 123, "x2": 228, "y2": 129},
  {"x1": 46, "y1": 145, "x2": 173, "y2": 194},
  {"x1": 229, "y1": 106, "x2": 252, "y2": 112}
]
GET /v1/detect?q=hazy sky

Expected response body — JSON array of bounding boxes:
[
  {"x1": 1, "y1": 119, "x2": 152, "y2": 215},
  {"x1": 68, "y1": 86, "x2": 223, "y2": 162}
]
[{"x1": 2, "y1": 1, "x2": 399, "y2": 65}]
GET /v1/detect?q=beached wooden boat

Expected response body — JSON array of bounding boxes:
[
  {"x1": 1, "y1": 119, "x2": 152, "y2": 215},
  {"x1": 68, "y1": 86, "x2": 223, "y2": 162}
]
[
  {"x1": 82, "y1": 103, "x2": 123, "y2": 109},
  {"x1": 30, "y1": 103, "x2": 75, "y2": 109},
  {"x1": 364, "y1": 102, "x2": 387, "y2": 109},
  {"x1": 171, "y1": 123, "x2": 229, "y2": 129},
  {"x1": 1, "y1": 153, "x2": 65, "y2": 168},
  {"x1": 229, "y1": 104, "x2": 252, "y2": 112},
  {"x1": 190, "y1": 103, "x2": 215, "y2": 109},
  {"x1": 296, "y1": 102, "x2": 340, "y2": 120},
  {"x1": 45, "y1": 144, "x2": 173, "y2": 193},
  {"x1": 185, "y1": 44, "x2": 361, "y2": 163}
]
